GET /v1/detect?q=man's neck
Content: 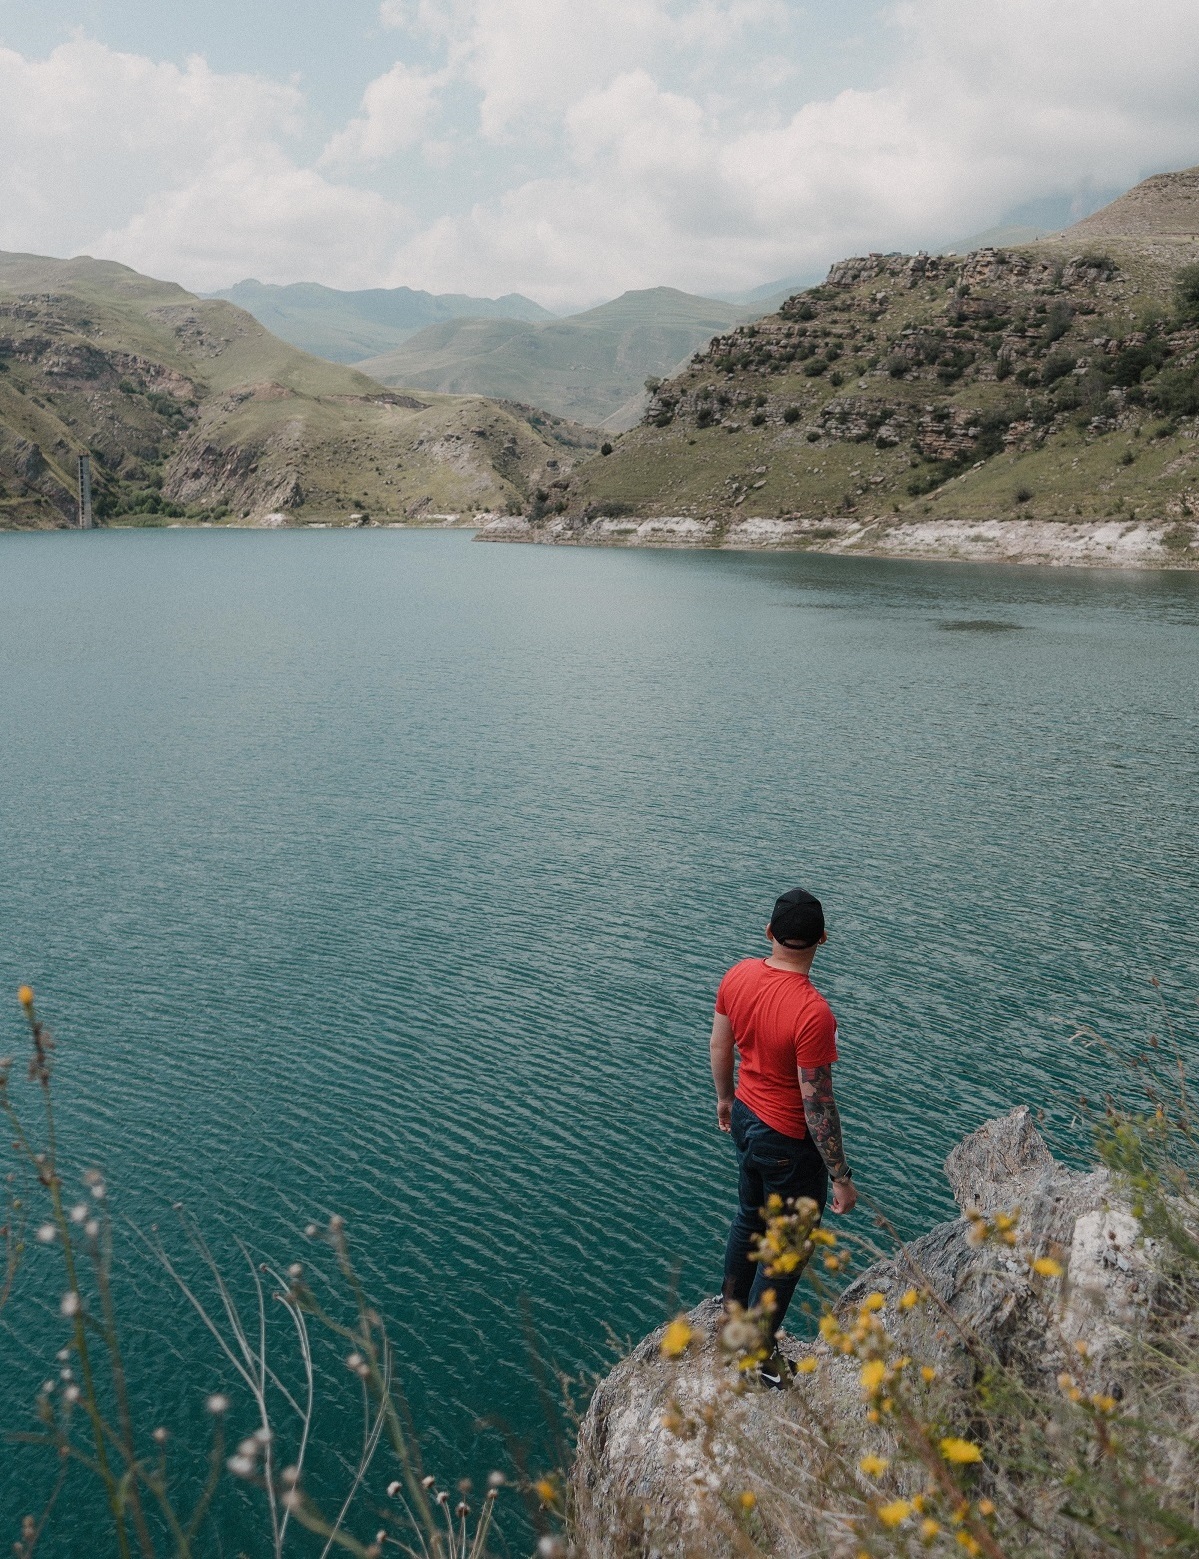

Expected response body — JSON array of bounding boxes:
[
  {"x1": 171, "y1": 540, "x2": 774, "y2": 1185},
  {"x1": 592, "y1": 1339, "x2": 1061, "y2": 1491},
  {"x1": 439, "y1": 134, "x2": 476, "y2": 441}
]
[{"x1": 764, "y1": 943, "x2": 817, "y2": 975}]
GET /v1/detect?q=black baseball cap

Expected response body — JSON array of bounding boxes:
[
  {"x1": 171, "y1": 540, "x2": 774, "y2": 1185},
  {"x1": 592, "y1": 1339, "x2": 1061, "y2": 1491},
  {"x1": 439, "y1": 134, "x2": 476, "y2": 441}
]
[{"x1": 770, "y1": 888, "x2": 825, "y2": 949}]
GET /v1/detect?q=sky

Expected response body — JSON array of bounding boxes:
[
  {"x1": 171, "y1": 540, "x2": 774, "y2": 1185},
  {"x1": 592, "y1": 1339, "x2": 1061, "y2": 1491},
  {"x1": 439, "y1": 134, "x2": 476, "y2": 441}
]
[{"x1": 1, "y1": 0, "x2": 1198, "y2": 312}]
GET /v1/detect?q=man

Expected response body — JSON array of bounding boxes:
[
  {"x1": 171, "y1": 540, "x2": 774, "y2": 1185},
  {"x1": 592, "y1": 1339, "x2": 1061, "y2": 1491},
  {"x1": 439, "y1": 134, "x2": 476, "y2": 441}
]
[{"x1": 710, "y1": 887, "x2": 857, "y2": 1384}]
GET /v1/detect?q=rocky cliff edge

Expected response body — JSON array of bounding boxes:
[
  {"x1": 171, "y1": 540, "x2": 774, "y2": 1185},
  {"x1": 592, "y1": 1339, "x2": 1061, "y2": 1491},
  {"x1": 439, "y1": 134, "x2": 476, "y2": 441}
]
[{"x1": 569, "y1": 1108, "x2": 1157, "y2": 1557}]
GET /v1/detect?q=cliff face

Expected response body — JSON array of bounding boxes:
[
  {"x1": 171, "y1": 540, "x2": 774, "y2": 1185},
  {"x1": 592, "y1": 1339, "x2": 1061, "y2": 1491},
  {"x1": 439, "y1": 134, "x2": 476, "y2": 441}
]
[{"x1": 569, "y1": 1108, "x2": 1157, "y2": 1558}]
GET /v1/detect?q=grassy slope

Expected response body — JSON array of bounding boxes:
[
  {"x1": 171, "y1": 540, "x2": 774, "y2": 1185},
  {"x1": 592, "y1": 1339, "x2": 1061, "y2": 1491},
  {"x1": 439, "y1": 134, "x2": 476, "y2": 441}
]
[
  {"x1": 558, "y1": 232, "x2": 1199, "y2": 548},
  {"x1": 209, "y1": 280, "x2": 554, "y2": 364},
  {"x1": 356, "y1": 287, "x2": 766, "y2": 428},
  {"x1": 0, "y1": 251, "x2": 596, "y2": 529}
]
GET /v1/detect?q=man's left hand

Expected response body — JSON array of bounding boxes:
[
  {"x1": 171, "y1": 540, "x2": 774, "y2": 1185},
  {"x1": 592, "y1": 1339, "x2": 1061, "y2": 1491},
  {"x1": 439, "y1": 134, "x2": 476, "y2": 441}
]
[{"x1": 716, "y1": 1098, "x2": 732, "y2": 1133}]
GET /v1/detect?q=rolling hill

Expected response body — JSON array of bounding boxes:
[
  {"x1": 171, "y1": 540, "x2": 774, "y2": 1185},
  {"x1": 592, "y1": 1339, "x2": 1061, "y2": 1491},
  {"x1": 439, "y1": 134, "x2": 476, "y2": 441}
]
[
  {"x1": 208, "y1": 279, "x2": 554, "y2": 364},
  {"x1": 355, "y1": 287, "x2": 777, "y2": 429},
  {"x1": 0, "y1": 251, "x2": 596, "y2": 530},
  {"x1": 480, "y1": 167, "x2": 1199, "y2": 567}
]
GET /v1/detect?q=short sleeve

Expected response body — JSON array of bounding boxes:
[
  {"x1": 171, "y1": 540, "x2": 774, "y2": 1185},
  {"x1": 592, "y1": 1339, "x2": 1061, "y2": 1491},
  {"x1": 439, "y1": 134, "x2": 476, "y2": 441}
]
[
  {"x1": 794, "y1": 1002, "x2": 838, "y2": 1069},
  {"x1": 715, "y1": 969, "x2": 731, "y2": 1016}
]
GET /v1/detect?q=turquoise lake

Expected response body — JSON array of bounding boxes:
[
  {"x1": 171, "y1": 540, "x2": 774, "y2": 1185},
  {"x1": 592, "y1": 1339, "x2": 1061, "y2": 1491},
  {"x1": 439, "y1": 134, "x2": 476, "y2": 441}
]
[{"x1": 1, "y1": 529, "x2": 1197, "y2": 1552}]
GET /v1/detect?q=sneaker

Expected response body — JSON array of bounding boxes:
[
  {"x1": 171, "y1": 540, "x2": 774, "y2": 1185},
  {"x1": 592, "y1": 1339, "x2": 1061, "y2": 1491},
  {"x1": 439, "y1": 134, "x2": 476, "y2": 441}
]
[{"x1": 755, "y1": 1350, "x2": 792, "y2": 1391}]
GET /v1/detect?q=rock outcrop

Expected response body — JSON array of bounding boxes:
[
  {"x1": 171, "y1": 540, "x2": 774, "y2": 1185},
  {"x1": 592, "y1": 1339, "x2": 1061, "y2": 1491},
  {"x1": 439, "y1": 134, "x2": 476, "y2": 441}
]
[{"x1": 569, "y1": 1108, "x2": 1154, "y2": 1558}]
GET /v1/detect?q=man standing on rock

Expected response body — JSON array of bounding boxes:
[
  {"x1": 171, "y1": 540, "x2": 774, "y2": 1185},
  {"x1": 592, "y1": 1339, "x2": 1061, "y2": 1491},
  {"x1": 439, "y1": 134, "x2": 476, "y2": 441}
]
[{"x1": 711, "y1": 887, "x2": 857, "y2": 1384}]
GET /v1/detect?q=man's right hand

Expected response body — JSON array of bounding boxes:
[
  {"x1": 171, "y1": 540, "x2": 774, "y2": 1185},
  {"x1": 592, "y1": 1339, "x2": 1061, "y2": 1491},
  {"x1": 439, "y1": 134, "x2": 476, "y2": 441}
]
[
  {"x1": 716, "y1": 1098, "x2": 733, "y2": 1133},
  {"x1": 830, "y1": 1176, "x2": 858, "y2": 1215}
]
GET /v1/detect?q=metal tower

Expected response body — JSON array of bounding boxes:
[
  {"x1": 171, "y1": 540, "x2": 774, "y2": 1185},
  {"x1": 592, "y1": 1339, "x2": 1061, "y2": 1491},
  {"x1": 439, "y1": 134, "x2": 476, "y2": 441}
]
[{"x1": 77, "y1": 453, "x2": 93, "y2": 529}]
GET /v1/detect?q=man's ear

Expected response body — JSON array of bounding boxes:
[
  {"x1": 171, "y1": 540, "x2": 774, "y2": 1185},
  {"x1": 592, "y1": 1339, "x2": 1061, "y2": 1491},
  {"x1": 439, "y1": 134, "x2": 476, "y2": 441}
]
[
  {"x1": 818, "y1": 930, "x2": 828, "y2": 945},
  {"x1": 765, "y1": 922, "x2": 774, "y2": 942}
]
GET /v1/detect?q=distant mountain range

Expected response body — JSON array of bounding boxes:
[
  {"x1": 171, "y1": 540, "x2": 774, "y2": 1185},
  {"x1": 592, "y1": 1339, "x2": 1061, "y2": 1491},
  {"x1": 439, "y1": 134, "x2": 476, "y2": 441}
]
[
  {"x1": 207, "y1": 279, "x2": 555, "y2": 364},
  {"x1": 0, "y1": 252, "x2": 594, "y2": 530},
  {"x1": 355, "y1": 286, "x2": 793, "y2": 429}
]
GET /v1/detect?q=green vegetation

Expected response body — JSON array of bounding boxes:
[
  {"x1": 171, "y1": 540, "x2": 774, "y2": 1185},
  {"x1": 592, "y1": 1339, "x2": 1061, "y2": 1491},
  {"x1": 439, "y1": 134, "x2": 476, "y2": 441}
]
[
  {"x1": 355, "y1": 288, "x2": 780, "y2": 430},
  {"x1": 0, "y1": 251, "x2": 596, "y2": 530}
]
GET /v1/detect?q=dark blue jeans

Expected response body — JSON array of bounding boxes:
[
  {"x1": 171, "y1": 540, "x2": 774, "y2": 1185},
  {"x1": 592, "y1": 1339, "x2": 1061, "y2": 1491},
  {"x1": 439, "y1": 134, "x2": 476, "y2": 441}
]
[{"x1": 722, "y1": 1097, "x2": 828, "y2": 1340}]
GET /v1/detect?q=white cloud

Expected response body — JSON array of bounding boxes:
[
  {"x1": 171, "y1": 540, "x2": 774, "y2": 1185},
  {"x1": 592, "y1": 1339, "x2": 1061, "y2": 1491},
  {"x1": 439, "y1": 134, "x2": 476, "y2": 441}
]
[
  {"x1": 320, "y1": 60, "x2": 443, "y2": 165},
  {"x1": 378, "y1": 0, "x2": 1199, "y2": 307},
  {"x1": 2, "y1": 1, "x2": 1198, "y2": 305},
  {"x1": 0, "y1": 36, "x2": 408, "y2": 290}
]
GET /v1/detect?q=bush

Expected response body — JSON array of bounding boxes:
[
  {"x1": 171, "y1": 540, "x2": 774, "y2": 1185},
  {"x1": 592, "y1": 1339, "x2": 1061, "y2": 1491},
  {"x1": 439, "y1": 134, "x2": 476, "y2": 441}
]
[
  {"x1": 1042, "y1": 351, "x2": 1077, "y2": 386},
  {"x1": 1015, "y1": 485, "x2": 1033, "y2": 504},
  {"x1": 750, "y1": 412, "x2": 766, "y2": 427},
  {"x1": 1152, "y1": 365, "x2": 1199, "y2": 419},
  {"x1": 1174, "y1": 262, "x2": 1199, "y2": 323},
  {"x1": 783, "y1": 406, "x2": 800, "y2": 424},
  {"x1": 803, "y1": 359, "x2": 828, "y2": 378},
  {"x1": 1042, "y1": 302, "x2": 1074, "y2": 344},
  {"x1": 695, "y1": 408, "x2": 714, "y2": 428},
  {"x1": 600, "y1": 441, "x2": 613, "y2": 455}
]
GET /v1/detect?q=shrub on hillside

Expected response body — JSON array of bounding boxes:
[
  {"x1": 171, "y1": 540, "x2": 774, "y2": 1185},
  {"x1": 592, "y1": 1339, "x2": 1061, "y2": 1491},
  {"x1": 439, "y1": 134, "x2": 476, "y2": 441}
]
[
  {"x1": 1174, "y1": 262, "x2": 1199, "y2": 323},
  {"x1": 1152, "y1": 364, "x2": 1199, "y2": 419}
]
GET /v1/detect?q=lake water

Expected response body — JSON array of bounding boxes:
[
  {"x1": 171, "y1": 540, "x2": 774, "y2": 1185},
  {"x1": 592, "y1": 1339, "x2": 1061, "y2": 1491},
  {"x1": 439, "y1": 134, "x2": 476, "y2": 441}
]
[{"x1": 1, "y1": 529, "x2": 1197, "y2": 1553}]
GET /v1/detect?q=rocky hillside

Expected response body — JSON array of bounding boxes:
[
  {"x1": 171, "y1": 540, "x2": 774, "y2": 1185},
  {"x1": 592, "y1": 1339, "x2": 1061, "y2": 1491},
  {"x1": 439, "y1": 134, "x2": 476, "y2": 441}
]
[
  {"x1": 479, "y1": 169, "x2": 1199, "y2": 567},
  {"x1": 0, "y1": 251, "x2": 595, "y2": 530}
]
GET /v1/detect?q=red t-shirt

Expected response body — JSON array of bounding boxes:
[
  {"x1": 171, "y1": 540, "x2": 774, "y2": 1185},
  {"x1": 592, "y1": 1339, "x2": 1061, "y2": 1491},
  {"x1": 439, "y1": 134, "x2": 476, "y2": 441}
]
[{"x1": 715, "y1": 958, "x2": 839, "y2": 1139}]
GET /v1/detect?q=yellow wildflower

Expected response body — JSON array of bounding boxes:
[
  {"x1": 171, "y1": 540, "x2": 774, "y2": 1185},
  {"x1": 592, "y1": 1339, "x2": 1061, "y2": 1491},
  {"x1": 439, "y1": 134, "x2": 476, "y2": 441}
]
[
  {"x1": 765, "y1": 1194, "x2": 783, "y2": 1213},
  {"x1": 17, "y1": 985, "x2": 34, "y2": 1008},
  {"x1": 920, "y1": 1518, "x2": 941, "y2": 1542},
  {"x1": 769, "y1": 1251, "x2": 801, "y2": 1274},
  {"x1": 533, "y1": 1479, "x2": 557, "y2": 1505},
  {"x1": 859, "y1": 1360, "x2": 887, "y2": 1396},
  {"x1": 810, "y1": 1228, "x2": 837, "y2": 1247},
  {"x1": 899, "y1": 1287, "x2": 920, "y2": 1310},
  {"x1": 1074, "y1": 1338, "x2": 1090, "y2": 1357},
  {"x1": 956, "y1": 1535, "x2": 981, "y2": 1556},
  {"x1": 819, "y1": 1313, "x2": 840, "y2": 1342},
  {"x1": 822, "y1": 1254, "x2": 840, "y2": 1271},
  {"x1": 1031, "y1": 1256, "x2": 1063, "y2": 1278},
  {"x1": 939, "y1": 1437, "x2": 984, "y2": 1465},
  {"x1": 739, "y1": 1491, "x2": 756, "y2": 1511},
  {"x1": 877, "y1": 1499, "x2": 912, "y2": 1528},
  {"x1": 862, "y1": 1292, "x2": 885, "y2": 1313},
  {"x1": 977, "y1": 1499, "x2": 995, "y2": 1518},
  {"x1": 993, "y1": 1211, "x2": 1018, "y2": 1231},
  {"x1": 921, "y1": 1365, "x2": 937, "y2": 1383},
  {"x1": 795, "y1": 1356, "x2": 819, "y2": 1374},
  {"x1": 859, "y1": 1454, "x2": 889, "y2": 1477},
  {"x1": 1091, "y1": 1393, "x2": 1117, "y2": 1415},
  {"x1": 911, "y1": 1494, "x2": 926, "y2": 1513},
  {"x1": 659, "y1": 1317, "x2": 693, "y2": 1359},
  {"x1": 866, "y1": 1408, "x2": 881, "y2": 1424}
]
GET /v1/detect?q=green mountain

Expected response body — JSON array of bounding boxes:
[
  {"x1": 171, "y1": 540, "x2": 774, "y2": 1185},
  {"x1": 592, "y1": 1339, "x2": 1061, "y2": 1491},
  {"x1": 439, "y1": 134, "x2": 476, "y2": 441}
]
[
  {"x1": 0, "y1": 252, "x2": 596, "y2": 530},
  {"x1": 502, "y1": 168, "x2": 1199, "y2": 561},
  {"x1": 355, "y1": 287, "x2": 774, "y2": 429},
  {"x1": 208, "y1": 279, "x2": 555, "y2": 364}
]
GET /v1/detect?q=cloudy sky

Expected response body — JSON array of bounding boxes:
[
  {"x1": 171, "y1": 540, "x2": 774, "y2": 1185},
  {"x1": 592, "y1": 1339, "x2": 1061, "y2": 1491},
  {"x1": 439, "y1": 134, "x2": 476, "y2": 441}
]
[{"x1": 1, "y1": 0, "x2": 1197, "y2": 311}]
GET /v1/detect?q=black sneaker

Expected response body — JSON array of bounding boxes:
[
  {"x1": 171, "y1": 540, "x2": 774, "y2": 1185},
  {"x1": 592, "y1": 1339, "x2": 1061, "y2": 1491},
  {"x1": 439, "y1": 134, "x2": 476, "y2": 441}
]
[{"x1": 756, "y1": 1351, "x2": 792, "y2": 1391}]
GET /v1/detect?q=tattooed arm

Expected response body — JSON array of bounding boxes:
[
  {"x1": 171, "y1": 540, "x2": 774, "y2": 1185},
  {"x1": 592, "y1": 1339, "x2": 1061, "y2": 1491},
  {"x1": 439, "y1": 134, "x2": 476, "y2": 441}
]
[{"x1": 800, "y1": 1065, "x2": 858, "y2": 1214}]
